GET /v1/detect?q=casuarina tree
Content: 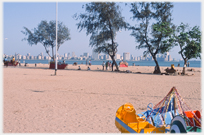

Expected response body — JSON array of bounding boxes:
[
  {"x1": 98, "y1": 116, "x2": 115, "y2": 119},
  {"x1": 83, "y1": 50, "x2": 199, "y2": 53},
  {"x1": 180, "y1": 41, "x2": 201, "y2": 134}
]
[
  {"x1": 74, "y1": 2, "x2": 127, "y2": 71},
  {"x1": 129, "y1": 2, "x2": 175, "y2": 74},
  {"x1": 22, "y1": 20, "x2": 71, "y2": 60},
  {"x1": 167, "y1": 23, "x2": 201, "y2": 75}
]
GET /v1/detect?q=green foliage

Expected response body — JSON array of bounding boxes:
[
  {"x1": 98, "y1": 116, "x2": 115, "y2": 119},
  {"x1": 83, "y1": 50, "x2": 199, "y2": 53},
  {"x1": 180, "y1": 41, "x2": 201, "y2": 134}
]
[
  {"x1": 74, "y1": 2, "x2": 126, "y2": 55},
  {"x1": 74, "y1": 2, "x2": 127, "y2": 70},
  {"x1": 22, "y1": 20, "x2": 71, "y2": 59},
  {"x1": 129, "y1": 2, "x2": 175, "y2": 73},
  {"x1": 130, "y1": 2, "x2": 174, "y2": 56},
  {"x1": 172, "y1": 23, "x2": 201, "y2": 60}
]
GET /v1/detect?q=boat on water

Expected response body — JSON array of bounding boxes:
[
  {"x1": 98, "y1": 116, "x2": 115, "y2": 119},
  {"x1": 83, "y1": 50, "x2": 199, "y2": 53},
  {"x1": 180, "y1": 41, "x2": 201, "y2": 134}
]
[
  {"x1": 49, "y1": 62, "x2": 67, "y2": 69},
  {"x1": 115, "y1": 87, "x2": 201, "y2": 133}
]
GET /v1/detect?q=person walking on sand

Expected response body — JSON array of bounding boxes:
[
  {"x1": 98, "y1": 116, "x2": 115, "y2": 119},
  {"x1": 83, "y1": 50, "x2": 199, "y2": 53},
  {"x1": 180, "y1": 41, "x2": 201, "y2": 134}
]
[{"x1": 102, "y1": 61, "x2": 105, "y2": 70}]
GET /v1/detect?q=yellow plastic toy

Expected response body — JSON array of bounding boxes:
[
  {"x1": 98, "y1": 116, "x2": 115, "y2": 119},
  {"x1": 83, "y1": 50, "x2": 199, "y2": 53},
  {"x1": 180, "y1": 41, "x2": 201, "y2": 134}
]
[{"x1": 115, "y1": 103, "x2": 166, "y2": 133}]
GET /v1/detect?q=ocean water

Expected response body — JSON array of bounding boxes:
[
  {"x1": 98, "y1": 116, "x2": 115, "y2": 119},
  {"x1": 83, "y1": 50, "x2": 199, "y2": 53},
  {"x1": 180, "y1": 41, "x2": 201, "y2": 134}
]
[{"x1": 20, "y1": 59, "x2": 201, "y2": 68}]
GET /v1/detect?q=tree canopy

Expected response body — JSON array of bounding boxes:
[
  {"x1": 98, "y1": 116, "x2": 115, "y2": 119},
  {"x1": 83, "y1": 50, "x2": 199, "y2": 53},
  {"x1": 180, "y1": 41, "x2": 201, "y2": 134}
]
[
  {"x1": 167, "y1": 23, "x2": 201, "y2": 74},
  {"x1": 129, "y1": 2, "x2": 175, "y2": 73},
  {"x1": 74, "y1": 2, "x2": 127, "y2": 71},
  {"x1": 22, "y1": 20, "x2": 71, "y2": 60}
]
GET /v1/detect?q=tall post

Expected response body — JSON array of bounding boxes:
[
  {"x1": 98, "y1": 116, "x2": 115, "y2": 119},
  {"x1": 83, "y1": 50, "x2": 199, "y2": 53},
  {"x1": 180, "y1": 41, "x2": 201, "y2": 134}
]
[{"x1": 55, "y1": 2, "x2": 58, "y2": 75}]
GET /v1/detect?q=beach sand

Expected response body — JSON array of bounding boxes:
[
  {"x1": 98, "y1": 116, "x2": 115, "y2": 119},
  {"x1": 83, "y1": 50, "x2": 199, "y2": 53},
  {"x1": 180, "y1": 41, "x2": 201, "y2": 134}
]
[{"x1": 3, "y1": 64, "x2": 201, "y2": 133}]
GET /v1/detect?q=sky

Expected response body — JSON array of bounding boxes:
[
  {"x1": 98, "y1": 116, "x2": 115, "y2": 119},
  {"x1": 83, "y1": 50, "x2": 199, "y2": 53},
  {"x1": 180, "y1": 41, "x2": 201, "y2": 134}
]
[{"x1": 2, "y1": 1, "x2": 202, "y2": 60}]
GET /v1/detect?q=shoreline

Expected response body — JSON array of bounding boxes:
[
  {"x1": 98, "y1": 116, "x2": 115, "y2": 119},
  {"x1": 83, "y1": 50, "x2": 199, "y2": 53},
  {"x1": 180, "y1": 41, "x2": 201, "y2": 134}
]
[
  {"x1": 12, "y1": 60, "x2": 201, "y2": 68},
  {"x1": 14, "y1": 63, "x2": 201, "y2": 73},
  {"x1": 15, "y1": 63, "x2": 202, "y2": 68}
]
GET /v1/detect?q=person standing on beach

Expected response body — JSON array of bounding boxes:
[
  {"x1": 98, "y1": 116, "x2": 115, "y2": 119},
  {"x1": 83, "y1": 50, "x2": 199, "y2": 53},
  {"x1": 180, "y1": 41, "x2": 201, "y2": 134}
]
[
  {"x1": 109, "y1": 62, "x2": 112, "y2": 70},
  {"x1": 12, "y1": 56, "x2": 15, "y2": 65},
  {"x1": 105, "y1": 61, "x2": 108, "y2": 70},
  {"x1": 102, "y1": 61, "x2": 105, "y2": 70},
  {"x1": 3, "y1": 56, "x2": 7, "y2": 63},
  {"x1": 19, "y1": 59, "x2": 21, "y2": 66},
  {"x1": 188, "y1": 62, "x2": 190, "y2": 67}
]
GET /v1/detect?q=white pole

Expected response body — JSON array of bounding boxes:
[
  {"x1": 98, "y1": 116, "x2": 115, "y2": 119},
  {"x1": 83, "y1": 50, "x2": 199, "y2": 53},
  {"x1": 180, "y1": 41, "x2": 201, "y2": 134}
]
[{"x1": 55, "y1": 2, "x2": 58, "y2": 75}]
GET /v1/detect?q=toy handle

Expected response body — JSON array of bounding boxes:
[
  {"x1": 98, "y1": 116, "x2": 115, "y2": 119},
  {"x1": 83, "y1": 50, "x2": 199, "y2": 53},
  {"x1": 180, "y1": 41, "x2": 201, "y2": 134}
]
[{"x1": 147, "y1": 103, "x2": 153, "y2": 111}]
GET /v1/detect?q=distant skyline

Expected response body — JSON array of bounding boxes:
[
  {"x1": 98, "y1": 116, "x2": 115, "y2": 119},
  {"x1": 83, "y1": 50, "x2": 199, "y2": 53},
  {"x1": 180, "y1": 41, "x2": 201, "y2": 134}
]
[{"x1": 2, "y1": 1, "x2": 202, "y2": 61}]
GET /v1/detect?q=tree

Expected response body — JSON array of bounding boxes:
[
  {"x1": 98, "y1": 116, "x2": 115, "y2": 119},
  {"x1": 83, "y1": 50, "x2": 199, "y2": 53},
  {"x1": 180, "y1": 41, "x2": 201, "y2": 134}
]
[
  {"x1": 129, "y1": 2, "x2": 175, "y2": 74},
  {"x1": 74, "y1": 2, "x2": 127, "y2": 71},
  {"x1": 168, "y1": 23, "x2": 201, "y2": 75},
  {"x1": 22, "y1": 20, "x2": 71, "y2": 60}
]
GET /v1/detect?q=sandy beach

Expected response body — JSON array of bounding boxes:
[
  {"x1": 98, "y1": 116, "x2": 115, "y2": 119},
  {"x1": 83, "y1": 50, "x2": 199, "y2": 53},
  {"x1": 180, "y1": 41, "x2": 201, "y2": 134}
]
[{"x1": 3, "y1": 64, "x2": 201, "y2": 133}]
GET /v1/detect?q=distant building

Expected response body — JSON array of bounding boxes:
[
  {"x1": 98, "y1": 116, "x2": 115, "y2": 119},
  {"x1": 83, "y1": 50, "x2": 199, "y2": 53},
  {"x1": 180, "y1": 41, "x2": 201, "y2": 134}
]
[
  {"x1": 120, "y1": 56, "x2": 123, "y2": 60},
  {"x1": 168, "y1": 55, "x2": 172, "y2": 61},
  {"x1": 92, "y1": 49, "x2": 99, "y2": 60},
  {"x1": 83, "y1": 53, "x2": 89, "y2": 58},
  {"x1": 99, "y1": 55, "x2": 104, "y2": 60},
  {"x1": 15, "y1": 54, "x2": 21, "y2": 60},
  {"x1": 44, "y1": 56, "x2": 48, "y2": 60},
  {"x1": 64, "y1": 53, "x2": 68, "y2": 58},
  {"x1": 130, "y1": 54, "x2": 134, "y2": 60},
  {"x1": 115, "y1": 54, "x2": 121, "y2": 60},
  {"x1": 123, "y1": 52, "x2": 130, "y2": 61},
  {"x1": 134, "y1": 57, "x2": 138, "y2": 61},
  {"x1": 22, "y1": 55, "x2": 26, "y2": 60},
  {"x1": 72, "y1": 52, "x2": 76, "y2": 57},
  {"x1": 30, "y1": 56, "x2": 34, "y2": 59},
  {"x1": 37, "y1": 55, "x2": 42, "y2": 60},
  {"x1": 40, "y1": 52, "x2": 43, "y2": 56}
]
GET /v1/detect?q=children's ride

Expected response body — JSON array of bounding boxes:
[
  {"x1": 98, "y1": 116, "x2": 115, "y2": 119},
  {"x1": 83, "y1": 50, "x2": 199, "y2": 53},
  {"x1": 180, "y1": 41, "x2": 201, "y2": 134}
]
[
  {"x1": 49, "y1": 62, "x2": 67, "y2": 69},
  {"x1": 4, "y1": 60, "x2": 19, "y2": 67},
  {"x1": 115, "y1": 103, "x2": 166, "y2": 133},
  {"x1": 115, "y1": 87, "x2": 201, "y2": 133}
]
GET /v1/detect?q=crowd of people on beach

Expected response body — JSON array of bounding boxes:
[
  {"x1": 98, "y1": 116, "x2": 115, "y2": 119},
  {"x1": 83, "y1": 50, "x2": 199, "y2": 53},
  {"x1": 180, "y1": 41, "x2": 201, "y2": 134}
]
[{"x1": 102, "y1": 61, "x2": 114, "y2": 70}]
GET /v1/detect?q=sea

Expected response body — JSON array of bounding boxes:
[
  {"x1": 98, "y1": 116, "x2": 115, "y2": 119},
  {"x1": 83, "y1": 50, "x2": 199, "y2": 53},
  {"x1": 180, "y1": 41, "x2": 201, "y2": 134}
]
[{"x1": 19, "y1": 59, "x2": 201, "y2": 68}]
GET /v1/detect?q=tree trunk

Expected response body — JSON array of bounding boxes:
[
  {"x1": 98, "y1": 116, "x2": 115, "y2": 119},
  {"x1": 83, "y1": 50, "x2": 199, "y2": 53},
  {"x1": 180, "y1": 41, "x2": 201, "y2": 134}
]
[
  {"x1": 182, "y1": 59, "x2": 187, "y2": 75},
  {"x1": 110, "y1": 56, "x2": 119, "y2": 71},
  {"x1": 153, "y1": 56, "x2": 161, "y2": 74}
]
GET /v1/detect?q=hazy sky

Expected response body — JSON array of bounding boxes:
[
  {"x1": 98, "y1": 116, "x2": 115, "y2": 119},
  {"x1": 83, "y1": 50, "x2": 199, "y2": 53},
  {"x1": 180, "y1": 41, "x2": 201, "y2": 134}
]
[{"x1": 2, "y1": 1, "x2": 201, "y2": 60}]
